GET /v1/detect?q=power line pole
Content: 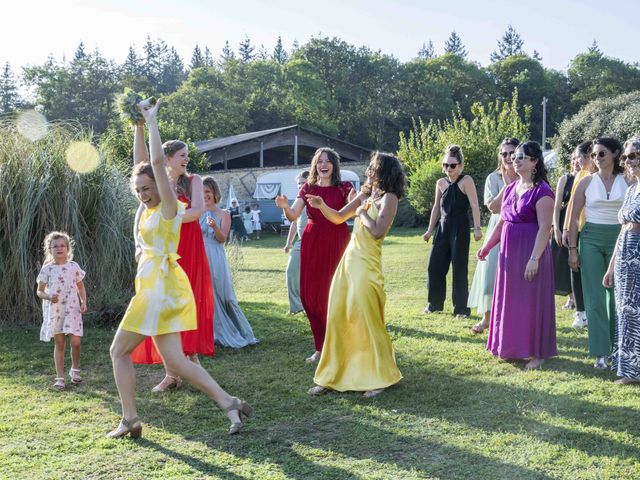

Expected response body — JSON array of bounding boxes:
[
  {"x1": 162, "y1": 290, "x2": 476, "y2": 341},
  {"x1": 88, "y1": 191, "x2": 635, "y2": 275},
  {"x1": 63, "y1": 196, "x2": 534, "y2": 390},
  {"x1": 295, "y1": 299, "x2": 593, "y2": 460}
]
[{"x1": 541, "y1": 96, "x2": 548, "y2": 150}]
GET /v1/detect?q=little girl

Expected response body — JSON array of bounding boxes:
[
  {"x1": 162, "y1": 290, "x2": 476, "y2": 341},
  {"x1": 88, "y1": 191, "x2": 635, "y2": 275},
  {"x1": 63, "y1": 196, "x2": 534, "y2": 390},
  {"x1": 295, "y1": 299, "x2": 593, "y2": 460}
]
[
  {"x1": 36, "y1": 231, "x2": 87, "y2": 390},
  {"x1": 242, "y1": 206, "x2": 253, "y2": 241},
  {"x1": 251, "y1": 204, "x2": 262, "y2": 240}
]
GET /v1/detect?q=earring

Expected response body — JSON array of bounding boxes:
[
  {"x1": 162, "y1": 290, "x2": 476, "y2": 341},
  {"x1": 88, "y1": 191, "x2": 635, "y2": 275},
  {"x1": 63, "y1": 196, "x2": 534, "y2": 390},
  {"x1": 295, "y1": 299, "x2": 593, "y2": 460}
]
[{"x1": 532, "y1": 167, "x2": 537, "y2": 175}]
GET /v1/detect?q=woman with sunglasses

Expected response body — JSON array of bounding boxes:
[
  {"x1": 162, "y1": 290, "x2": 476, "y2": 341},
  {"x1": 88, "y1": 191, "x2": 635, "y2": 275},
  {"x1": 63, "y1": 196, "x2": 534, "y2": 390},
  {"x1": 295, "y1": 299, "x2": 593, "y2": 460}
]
[
  {"x1": 568, "y1": 137, "x2": 630, "y2": 370},
  {"x1": 469, "y1": 138, "x2": 519, "y2": 334},
  {"x1": 478, "y1": 141, "x2": 556, "y2": 369},
  {"x1": 423, "y1": 145, "x2": 482, "y2": 318},
  {"x1": 561, "y1": 141, "x2": 593, "y2": 329},
  {"x1": 603, "y1": 138, "x2": 640, "y2": 384}
]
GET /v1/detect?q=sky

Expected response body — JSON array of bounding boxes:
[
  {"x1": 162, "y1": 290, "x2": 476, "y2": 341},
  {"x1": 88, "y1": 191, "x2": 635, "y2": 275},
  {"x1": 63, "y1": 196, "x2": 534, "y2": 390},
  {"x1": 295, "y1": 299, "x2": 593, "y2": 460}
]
[{"x1": 3, "y1": 0, "x2": 638, "y2": 72}]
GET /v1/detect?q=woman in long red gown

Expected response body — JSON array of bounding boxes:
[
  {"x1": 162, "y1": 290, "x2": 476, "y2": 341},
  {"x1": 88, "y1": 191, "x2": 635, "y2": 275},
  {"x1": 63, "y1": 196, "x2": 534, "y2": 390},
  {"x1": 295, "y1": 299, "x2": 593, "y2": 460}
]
[
  {"x1": 130, "y1": 123, "x2": 214, "y2": 392},
  {"x1": 276, "y1": 148, "x2": 353, "y2": 363}
]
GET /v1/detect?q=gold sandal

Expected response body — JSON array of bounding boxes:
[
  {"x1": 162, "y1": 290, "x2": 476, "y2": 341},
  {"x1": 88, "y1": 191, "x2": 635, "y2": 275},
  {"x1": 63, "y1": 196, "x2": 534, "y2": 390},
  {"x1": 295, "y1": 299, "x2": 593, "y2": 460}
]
[
  {"x1": 107, "y1": 416, "x2": 142, "y2": 439},
  {"x1": 225, "y1": 397, "x2": 254, "y2": 435}
]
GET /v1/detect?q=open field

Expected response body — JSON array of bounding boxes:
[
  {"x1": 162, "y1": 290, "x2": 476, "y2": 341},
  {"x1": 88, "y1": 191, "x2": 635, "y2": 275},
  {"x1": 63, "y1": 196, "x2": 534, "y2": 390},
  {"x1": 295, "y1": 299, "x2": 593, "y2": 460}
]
[{"x1": 1, "y1": 228, "x2": 639, "y2": 480}]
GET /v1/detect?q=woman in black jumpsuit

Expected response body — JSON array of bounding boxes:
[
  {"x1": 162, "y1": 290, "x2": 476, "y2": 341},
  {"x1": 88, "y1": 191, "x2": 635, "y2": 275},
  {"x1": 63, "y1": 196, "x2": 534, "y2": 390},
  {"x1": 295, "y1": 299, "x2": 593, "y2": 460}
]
[{"x1": 423, "y1": 145, "x2": 483, "y2": 318}]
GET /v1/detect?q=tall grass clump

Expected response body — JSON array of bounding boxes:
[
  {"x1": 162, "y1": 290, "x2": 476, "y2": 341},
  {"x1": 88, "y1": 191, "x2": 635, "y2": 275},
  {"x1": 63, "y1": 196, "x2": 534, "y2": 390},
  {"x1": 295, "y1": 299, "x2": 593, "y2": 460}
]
[{"x1": 0, "y1": 119, "x2": 136, "y2": 324}]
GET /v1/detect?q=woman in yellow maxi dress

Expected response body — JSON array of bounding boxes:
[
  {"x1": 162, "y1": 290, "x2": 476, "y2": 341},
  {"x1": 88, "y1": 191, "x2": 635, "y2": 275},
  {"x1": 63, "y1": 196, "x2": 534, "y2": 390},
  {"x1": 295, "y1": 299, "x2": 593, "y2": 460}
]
[{"x1": 305, "y1": 152, "x2": 406, "y2": 397}]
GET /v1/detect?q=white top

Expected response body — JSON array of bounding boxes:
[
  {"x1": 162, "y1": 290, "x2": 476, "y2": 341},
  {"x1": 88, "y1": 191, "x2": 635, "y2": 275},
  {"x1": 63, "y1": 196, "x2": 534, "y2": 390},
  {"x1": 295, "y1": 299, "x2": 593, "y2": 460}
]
[{"x1": 584, "y1": 174, "x2": 628, "y2": 224}]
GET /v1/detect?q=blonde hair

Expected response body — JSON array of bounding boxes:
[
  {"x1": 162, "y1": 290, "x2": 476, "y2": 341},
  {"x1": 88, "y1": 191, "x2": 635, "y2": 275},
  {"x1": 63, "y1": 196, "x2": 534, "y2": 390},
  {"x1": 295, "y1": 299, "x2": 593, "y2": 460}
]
[
  {"x1": 202, "y1": 176, "x2": 221, "y2": 204},
  {"x1": 42, "y1": 231, "x2": 74, "y2": 265}
]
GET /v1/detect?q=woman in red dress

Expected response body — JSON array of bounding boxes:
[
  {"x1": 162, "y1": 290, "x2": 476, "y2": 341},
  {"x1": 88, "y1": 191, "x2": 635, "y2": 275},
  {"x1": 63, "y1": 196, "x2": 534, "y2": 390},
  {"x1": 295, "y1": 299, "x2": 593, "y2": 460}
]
[
  {"x1": 130, "y1": 122, "x2": 214, "y2": 392},
  {"x1": 276, "y1": 148, "x2": 353, "y2": 363}
]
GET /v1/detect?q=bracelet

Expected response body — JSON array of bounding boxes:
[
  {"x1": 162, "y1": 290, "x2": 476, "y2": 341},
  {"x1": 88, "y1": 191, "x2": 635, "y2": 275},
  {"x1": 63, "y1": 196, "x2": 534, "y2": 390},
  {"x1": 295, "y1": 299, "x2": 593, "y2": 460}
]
[
  {"x1": 568, "y1": 246, "x2": 577, "y2": 249},
  {"x1": 530, "y1": 255, "x2": 538, "y2": 262},
  {"x1": 473, "y1": 226, "x2": 481, "y2": 230}
]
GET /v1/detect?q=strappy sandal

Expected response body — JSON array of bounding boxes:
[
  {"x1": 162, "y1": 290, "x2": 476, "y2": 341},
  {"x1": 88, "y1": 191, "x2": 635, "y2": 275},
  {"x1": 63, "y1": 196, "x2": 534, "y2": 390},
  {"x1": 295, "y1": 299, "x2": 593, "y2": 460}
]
[
  {"x1": 107, "y1": 416, "x2": 142, "y2": 439},
  {"x1": 305, "y1": 351, "x2": 320, "y2": 364},
  {"x1": 53, "y1": 377, "x2": 65, "y2": 390},
  {"x1": 471, "y1": 320, "x2": 489, "y2": 335},
  {"x1": 363, "y1": 388, "x2": 384, "y2": 398},
  {"x1": 225, "y1": 397, "x2": 254, "y2": 435},
  {"x1": 69, "y1": 368, "x2": 82, "y2": 384},
  {"x1": 307, "y1": 385, "x2": 329, "y2": 395},
  {"x1": 151, "y1": 375, "x2": 182, "y2": 393}
]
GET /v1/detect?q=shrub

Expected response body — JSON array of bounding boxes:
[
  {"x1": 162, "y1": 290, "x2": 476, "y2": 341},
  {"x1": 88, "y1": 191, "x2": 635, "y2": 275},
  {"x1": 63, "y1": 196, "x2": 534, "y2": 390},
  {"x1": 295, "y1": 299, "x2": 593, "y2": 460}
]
[
  {"x1": 398, "y1": 91, "x2": 530, "y2": 217},
  {"x1": 551, "y1": 90, "x2": 640, "y2": 169},
  {"x1": 0, "y1": 119, "x2": 136, "y2": 324}
]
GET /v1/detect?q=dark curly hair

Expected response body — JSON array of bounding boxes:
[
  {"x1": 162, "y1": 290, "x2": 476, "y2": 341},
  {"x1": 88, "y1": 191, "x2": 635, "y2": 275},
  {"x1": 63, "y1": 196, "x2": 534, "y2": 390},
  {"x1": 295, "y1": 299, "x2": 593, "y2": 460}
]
[
  {"x1": 362, "y1": 152, "x2": 407, "y2": 199},
  {"x1": 592, "y1": 137, "x2": 625, "y2": 175},
  {"x1": 517, "y1": 141, "x2": 548, "y2": 185},
  {"x1": 308, "y1": 147, "x2": 342, "y2": 186}
]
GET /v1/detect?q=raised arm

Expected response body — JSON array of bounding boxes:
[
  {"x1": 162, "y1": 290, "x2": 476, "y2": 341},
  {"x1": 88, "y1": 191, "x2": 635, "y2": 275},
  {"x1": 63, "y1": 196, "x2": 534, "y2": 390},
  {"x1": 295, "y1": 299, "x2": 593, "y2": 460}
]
[
  {"x1": 205, "y1": 210, "x2": 231, "y2": 243},
  {"x1": 357, "y1": 193, "x2": 398, "y2": 240},
  {"x1": 276, "y1": 195, "x2": 305, "y2": 222},
  {"x1": 141, "y1": 100, "x2": 177, "y2": 219},
  {"x1": 423, "y1": 180, "x2": 443, "y2": 242},
  {"x1": 133, "y1": 123, "x2": 149, "y2": 166},
  {"x1": 305, "y1": 191, "x2": 368, "y2": 224},
  {"x1": 182, "y1": 175, "x2": 206, "y2": 222}
]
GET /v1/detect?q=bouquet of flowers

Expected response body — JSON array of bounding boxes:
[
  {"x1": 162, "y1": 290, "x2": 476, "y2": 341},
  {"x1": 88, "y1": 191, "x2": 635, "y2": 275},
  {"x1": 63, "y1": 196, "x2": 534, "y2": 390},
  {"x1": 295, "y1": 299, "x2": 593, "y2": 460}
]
[{"x1": 116, "y1": 88, "x2": 157, "y2": 125}]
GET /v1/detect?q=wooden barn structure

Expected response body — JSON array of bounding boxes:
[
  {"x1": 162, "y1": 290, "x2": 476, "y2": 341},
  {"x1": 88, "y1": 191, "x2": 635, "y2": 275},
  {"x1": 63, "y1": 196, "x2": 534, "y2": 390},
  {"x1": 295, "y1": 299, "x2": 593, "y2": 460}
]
[{"x1": 194, "y1": 125, "x2": 372, "y2": 171}]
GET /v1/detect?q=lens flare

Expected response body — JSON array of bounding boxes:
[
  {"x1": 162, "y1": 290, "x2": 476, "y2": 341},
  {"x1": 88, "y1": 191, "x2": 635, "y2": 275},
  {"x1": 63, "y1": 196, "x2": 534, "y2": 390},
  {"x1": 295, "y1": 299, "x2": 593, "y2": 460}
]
[
  {"x1": 16, "y1": 110, "x2": 48, "y2": 141},
  {"x1": 66, "y1": 141, "x2": 101, "y2": 174}
]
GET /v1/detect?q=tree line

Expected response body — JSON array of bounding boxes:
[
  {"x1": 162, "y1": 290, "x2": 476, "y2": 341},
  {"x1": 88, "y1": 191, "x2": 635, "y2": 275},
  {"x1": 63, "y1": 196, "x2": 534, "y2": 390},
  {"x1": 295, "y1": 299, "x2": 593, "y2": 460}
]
[{"x1": 1, "y1": 28, "x2": 640, "y2": 153}]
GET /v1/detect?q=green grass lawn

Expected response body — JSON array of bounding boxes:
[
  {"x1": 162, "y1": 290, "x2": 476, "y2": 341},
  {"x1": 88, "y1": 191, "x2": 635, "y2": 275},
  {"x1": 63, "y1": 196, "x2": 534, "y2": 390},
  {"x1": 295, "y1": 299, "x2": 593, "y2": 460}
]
[{"x1": 1, "y1": 227, "x2": 639, "y2": 480}]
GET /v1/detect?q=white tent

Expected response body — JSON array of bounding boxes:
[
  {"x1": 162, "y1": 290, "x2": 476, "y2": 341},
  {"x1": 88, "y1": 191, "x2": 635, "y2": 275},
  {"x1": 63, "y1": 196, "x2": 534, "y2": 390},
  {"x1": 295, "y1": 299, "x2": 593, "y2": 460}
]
[
  {"x1": 253, "y1": 168, "x2": 361, "y2": 200},
  {"x1": 543, "y1": 150, "x2": 558, "y2": 169},
  {"x1": 226, "y1": 183, "x2": 237, "y2": 209}
]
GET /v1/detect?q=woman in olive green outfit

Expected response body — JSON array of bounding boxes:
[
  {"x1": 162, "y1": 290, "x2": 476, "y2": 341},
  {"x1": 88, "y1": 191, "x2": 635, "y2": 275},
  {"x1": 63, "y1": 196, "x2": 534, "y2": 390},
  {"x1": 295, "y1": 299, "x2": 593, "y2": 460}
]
[{"x1": 568, "y1": 137, "x2": 630, "y2": 369}]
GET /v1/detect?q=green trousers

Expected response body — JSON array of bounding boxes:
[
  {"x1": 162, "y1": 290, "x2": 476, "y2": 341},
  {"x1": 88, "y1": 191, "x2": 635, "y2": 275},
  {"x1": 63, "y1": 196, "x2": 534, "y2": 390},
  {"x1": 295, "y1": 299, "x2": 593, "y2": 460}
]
[{"x1": 579, "y1": 222, "x2": 620, "y2": 357}]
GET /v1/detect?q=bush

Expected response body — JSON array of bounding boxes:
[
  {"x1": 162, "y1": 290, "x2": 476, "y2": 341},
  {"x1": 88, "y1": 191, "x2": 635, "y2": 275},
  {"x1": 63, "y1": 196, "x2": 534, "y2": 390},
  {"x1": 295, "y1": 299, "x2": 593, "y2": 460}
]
[
  {"x1": 551, "y1": 90, "x2": 640, "y2": 169},
  {"x1": 0, "y1": 119, "x2": 136, "y2": 324},
  {"x1": 398, "y1": 91, "x2": 530, "y2": 217}
]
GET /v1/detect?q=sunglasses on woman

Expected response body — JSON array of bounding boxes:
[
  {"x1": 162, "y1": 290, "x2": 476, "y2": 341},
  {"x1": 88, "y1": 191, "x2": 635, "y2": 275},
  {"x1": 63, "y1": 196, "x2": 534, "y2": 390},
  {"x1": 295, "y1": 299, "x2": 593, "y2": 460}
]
[
  {"x1": 510, "y1": 153, "x2": 531, "y2": 161},
  {"x1": 590, "y1": 150, "x2": 607, "y2": 159},
  {"x1": 442, "y1": 162, "x2": 459, "y2": 169},
  {"x1": 622, "y1": 152, "x2": 640, "y2": 162}
]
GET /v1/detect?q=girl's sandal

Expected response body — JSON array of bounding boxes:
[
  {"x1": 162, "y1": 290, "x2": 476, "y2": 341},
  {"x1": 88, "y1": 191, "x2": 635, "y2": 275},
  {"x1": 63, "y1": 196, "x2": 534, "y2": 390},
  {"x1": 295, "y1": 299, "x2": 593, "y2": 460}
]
[
  {"x1": 225, "y1": 397, "x2": 254, "y2": 435},
  {"x1": 53, "y1": 377, "x2": 65, "y2": 390},
  {"x1": 69, "y1": 368, "x2": 82, "y2": 384}
]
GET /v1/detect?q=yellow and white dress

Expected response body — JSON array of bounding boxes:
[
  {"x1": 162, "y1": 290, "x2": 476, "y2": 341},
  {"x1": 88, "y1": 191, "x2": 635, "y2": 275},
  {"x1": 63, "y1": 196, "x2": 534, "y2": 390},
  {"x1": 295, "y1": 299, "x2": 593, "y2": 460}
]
[
  {"x1": 313, "y1": 200, "x2": 402, "y2": 391},
  {"x1": 119, "y1": 201, "x2": 196, "y2": 336}
]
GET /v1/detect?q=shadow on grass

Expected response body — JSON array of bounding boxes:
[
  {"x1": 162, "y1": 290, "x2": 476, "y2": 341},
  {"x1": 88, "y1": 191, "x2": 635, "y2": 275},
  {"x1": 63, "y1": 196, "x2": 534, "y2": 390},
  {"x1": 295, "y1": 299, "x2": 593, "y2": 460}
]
[{"x1": 2, "y1": 300, "x2": 639, "y2": 479}]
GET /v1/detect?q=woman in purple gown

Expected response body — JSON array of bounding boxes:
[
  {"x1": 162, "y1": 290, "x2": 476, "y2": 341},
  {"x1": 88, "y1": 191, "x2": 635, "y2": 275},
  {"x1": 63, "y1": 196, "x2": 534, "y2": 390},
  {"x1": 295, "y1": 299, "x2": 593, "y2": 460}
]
[{"x1": 477, "y1": 141, "x2": 557, "y2": 369}]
